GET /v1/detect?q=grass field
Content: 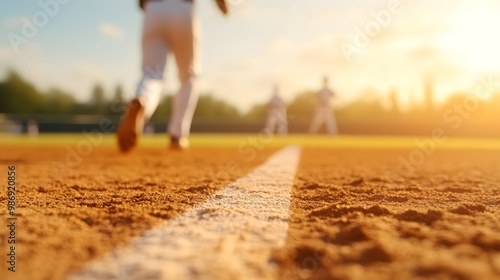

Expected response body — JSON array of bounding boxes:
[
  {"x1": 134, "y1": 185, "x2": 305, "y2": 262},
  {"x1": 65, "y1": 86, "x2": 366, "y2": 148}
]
[
  {"x1": 0, "y1": 134, "x2": 499, "y2": 280},
  {"x1": 3, "y1": 133, "x2": 500, "y2": 150}
]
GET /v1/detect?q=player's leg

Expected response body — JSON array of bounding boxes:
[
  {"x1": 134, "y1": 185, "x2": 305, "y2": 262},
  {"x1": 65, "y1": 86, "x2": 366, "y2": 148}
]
[
  {"x1": 265, "y1": 110, "x2": 278, "y2": 135},
  {"x1": 117, "y1": 7, "x2": 168, "y2": 152},
  {"x1": 309, "y1": 108, "x2": 324, "y2": 134},
  {"x1": 136, "y1": 33, "x2": 167, "y2": 121},
  {"x1": 264, "y1": 112, "x2": 273, "y2": 134},
  {"x1": 277, "y1": 110, "x2": 288, "y2": 135},
  {"x1": 167, "y1": 9, "x2": 200, "y2": 149},
  {"x1": 325, "y1": 110, "x2": 338, "y2": 135}
]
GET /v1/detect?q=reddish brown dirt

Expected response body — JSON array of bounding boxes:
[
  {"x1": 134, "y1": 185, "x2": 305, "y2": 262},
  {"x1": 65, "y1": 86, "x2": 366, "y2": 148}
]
[
  {"x1": 0, "y1": 146, "x2": 499, "y2": 280},
  {"x1": 0, "y1": 146, "x2": 275, "y2": 280},
  {"x1": 275, "y1": 148, "x2": 500, "y2": 280}
]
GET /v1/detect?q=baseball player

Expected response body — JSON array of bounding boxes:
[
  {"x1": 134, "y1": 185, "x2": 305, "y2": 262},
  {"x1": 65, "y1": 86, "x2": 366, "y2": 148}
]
[
  {"x1": 264, "y1": 85, "x2": 288, "y2": 135},
  {"x1": 117, "y1": 0, "x2": 229, "y2": 152},
  {"x1": 309, "y1": 77, "x2": 338, "y2": 135}
]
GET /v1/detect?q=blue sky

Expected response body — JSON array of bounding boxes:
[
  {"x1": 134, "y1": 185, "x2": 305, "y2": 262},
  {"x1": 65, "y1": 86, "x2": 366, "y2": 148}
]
[{"x1": 2, "y1": 0, "x2": 500, "y2": 112}]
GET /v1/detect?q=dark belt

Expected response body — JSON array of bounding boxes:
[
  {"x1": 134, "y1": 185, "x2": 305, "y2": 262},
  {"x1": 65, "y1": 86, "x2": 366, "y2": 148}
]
[{"x1": 139, "y1": 0, "x2": 193, "y2": 10}]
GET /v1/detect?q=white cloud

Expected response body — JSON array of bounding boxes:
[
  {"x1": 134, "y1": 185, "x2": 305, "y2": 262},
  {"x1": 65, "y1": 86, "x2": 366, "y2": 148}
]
[
  {"x1": 0, "y1": 43, "x2": 39, "y2": 64},
  {"x1": 233, "y1": 1, "x2": 257, "y2": 19},
  {"x1": 267, "y1": 38, "x2": 296, "y2": 56},
  {"x1": 98, "y1": 22, "x2": 124, "y2": 40},
  {"x1": 0, "y1": 49, "x2": 14, "y2": 61},
  {"x1": 75, "y1": 63, "x2": 107, "y2": 80}
]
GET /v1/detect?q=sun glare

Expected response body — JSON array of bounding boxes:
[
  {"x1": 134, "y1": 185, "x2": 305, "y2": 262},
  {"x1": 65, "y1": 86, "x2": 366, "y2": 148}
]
[{"x1": 434, "y1": 1, "x2": 500, "y2": 73}]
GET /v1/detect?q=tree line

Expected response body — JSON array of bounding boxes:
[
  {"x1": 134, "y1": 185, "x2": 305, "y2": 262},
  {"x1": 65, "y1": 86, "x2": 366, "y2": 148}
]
[
  {"x1": 2, "y1": 70, "x2": 500, "y2": 130},
  {"x1": 0, "y1": 71, "x2": 241, "y2": 121}
]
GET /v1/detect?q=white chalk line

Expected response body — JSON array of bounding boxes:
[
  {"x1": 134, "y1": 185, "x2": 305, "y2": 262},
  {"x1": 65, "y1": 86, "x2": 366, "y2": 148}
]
[{"x1": 68, "y1": 145, "x2": 302, "y2": 280}]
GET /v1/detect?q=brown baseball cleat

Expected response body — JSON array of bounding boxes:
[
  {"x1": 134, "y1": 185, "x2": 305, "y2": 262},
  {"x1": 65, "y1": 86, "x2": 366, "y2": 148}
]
[
  {"x1": 170, "y1": 136, "x2": 190, "y2": 150},
  {"x1": 117, "y1": 98, "x2": 145, "y2": 153}
]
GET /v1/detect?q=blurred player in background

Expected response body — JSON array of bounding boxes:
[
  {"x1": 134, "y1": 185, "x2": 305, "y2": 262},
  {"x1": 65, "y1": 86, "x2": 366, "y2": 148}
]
[
  {"x1": 264, "y1": 85, "x2": 288, "y2": 135},
  {"x1": 117, "y1": 0, "x2": 229, "y2": 152},
  {"x1": 10, "y1": 121, "x2": 22, "y2": 135},
  {"x1": 27, "y1": 120, "x2": 39, "y2": 137},
  {"x1": 309, "y1": 77, "x2": 338, "y2": 135}
]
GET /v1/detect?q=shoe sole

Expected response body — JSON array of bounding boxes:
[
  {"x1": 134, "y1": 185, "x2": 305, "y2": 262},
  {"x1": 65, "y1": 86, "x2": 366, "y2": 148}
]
[{"x1": 117, "y1": 99, "x2": 144, "y2": 153}]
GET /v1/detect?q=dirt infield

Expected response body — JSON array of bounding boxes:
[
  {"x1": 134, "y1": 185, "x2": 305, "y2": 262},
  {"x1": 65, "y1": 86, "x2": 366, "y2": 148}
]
[
  {"x1": 0, "y1": 146, "x2": 275, "y2": 280},
  {"x1": 0, "y1": 145, "x2": 499, "y2": 280},
  {"x1": 276, "y1": 149, "x2": 500, "y2": 279}
]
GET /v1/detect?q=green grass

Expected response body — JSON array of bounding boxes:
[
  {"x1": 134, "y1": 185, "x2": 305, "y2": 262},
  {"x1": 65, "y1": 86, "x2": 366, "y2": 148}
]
[{"x1": 2, "y1": 133, "x2": 500, "y2": 150}]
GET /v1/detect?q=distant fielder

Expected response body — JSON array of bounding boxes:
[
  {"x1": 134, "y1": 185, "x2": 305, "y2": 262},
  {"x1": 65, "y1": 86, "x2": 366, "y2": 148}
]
[
  {"x1": 309, "y1": 77, "x2": 338, "y2": 135},
  {"x1": 264, "y1": 85, "x2": 288, "y2": 135},
  {"x1": 117, "y1": 0, "x2": 229, "y2": 152}
]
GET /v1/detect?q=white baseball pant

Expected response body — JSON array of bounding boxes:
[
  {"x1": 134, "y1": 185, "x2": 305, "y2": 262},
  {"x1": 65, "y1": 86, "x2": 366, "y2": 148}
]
[
  {"x1": 309, "y1": 107, "x2": 338, "y2": 135},
  {"x1": 265, "y1": 109, "x2": 288, "y2": 135},
  {"x1": 136, "y1": 0, "x2": 201, "y2": 138}
]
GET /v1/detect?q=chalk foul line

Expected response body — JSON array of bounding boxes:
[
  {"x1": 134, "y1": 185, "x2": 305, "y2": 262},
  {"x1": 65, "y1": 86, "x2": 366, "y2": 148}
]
[{"x1": 68, "y1": 145, "x2": 302, "y2": 280}]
